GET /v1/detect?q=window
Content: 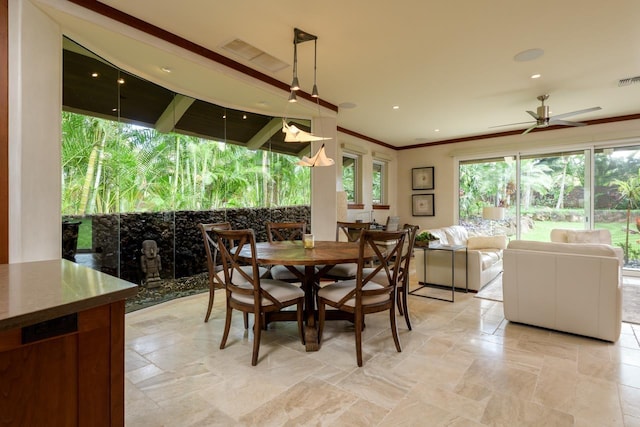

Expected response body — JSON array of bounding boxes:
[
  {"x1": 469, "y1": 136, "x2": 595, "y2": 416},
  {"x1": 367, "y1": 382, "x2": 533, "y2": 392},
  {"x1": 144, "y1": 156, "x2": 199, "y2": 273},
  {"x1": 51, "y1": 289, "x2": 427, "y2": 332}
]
[
  {"x1": 342, "y1": 153, "x2": 359, "y2": 203},
  {"x1": 372, "y1": 160, "x2": 386, "y2": 204}
]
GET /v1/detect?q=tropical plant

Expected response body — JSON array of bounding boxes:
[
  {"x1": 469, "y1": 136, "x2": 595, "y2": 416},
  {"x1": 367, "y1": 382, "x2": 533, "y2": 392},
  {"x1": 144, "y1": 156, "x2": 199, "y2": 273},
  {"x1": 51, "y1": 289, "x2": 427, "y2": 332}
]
[
  {"x1": 61, "y1": 112, "x2": 311, "y2": 215},
  {"x1": 613, "y1": 169, "x2": 640, "y2": 263}
]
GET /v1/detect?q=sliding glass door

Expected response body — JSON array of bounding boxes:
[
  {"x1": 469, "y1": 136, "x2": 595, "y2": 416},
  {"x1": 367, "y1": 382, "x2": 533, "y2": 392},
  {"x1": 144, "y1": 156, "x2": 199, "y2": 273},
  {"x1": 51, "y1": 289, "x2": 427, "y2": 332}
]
[
  {"x1": 519, "y1": 150, "x2": 587, "y2": 241},
  {"x1": 459, "y1": 144, "x2": 640, "y2": 271},
  {"x1": 594, "y1": 146, "x2": 640, "y2": 270}
]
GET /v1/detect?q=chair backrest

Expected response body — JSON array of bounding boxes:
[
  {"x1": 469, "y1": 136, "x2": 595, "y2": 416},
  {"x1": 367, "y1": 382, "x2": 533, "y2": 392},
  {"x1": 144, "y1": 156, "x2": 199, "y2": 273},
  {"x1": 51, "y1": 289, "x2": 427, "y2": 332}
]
[
  {"x1": 216, "y1": 228, "x2": 283, "y2": 307},
  {"x1": 357, "y1": 230, "x2": 406, "y2": 296},
  {"x1": 266, "y1": 222, "x2": 306, "y2": 242},
  {"x1": 336, "y1": 221, "x2": 371, "y2": 242},
  {"x1": 397, "y1": 224, "x2": 419, "y2": 288},
  {"x1": 199, "y1": 222, "x2": 232, "y2": 287},
  {"x1": 385, "y1": 216, "x2": 401, "y2": 232}
]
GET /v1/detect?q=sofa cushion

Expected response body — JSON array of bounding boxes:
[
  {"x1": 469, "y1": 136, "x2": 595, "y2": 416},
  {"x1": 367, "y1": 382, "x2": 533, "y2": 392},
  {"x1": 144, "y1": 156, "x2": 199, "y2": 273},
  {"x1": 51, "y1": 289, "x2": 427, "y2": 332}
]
[
  {"x1": 567, "y1": 229, "x2": 605, "y2": 244},
  {"x1": 480, "y1": 250, "x2": 501, "y2": 270},
  {"x1": 440, "y1": 225, "x2": 469, "y2": 245},
  {"x1": 507, "y1": 240, "x2": 619, "y2": 258},
  {"x1": 550, "y1": 228, "x2": 612, "y2": 244},
  {"x1": 467, "y1": 235, "x2": 508, "y2": 250}
]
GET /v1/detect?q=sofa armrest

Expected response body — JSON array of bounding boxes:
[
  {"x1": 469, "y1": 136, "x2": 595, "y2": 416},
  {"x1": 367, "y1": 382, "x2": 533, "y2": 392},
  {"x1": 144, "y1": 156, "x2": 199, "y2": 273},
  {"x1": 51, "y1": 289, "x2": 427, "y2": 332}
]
[{"x1": 467, "y1": 235, "x2": 507, "y2": 250}]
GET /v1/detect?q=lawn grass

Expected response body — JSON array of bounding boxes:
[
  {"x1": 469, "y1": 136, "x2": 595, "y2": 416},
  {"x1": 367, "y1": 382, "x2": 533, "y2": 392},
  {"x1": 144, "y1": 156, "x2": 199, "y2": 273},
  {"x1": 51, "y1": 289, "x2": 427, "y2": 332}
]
[
  {"x1": 77, "y1": 217, "x2": 92, "y2": 249},
  {"x1": 518, "y1": 219, "x2": 640, "y2": 264}
]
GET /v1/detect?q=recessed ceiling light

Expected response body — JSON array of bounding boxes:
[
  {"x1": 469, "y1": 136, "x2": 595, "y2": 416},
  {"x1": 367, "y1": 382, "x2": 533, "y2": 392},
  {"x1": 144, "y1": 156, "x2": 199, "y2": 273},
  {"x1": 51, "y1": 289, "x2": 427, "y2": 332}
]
[
  {"x1": 91, "y1": 72, "x2": 99, "y2": 78},
  {"x1": 392, "y1": 105, "x2": 400, "y2": 110},
  {"x1": 161, "y1": 67, "x2": 172, "y2": 73},
  {"x1": 514, "y1": 48, "x2": 544, "y2": 62},
  {"x1": 530, "y1": 73, "x2": 541, "y2": 79},
  {"x1": 117, "y1": 78, "x2": 125, "y2": 84},
  {"x1": 434, "y1": 129, "x2": 440, "y2": 132},
  {"x1": 242, "y1": 114, "x2": 247, "y2": 119}
]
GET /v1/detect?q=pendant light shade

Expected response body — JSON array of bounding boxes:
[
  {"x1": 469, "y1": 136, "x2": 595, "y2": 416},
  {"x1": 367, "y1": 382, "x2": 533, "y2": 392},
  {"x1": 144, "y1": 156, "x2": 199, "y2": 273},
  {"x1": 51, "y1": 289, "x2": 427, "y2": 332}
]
[
  {"x1": 282, "y1": 120, "x2": 330, "y2": 142},
  {"x1": 297, "y1": 144, "x2": 335, "y2": 167}
]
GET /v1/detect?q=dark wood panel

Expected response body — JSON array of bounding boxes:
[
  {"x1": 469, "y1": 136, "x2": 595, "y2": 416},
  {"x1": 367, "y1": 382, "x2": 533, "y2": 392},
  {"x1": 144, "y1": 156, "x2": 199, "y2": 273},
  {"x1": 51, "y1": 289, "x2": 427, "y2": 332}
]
[
  {"x1": 0, "y1": 303, "x2": 127, "y2": 426},
  {"x1": 0, "y1": 335, "x2": 78, "y2": 427}
]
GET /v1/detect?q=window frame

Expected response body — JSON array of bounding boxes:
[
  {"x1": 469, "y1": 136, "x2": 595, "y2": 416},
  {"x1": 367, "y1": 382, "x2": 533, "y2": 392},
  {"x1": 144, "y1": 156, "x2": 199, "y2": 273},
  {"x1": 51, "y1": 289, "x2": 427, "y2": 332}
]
[
  {"x1": 372, "y1": 159, "x2": 386, "y2": 205},
  {"x1": 342, "y1": 152, "x2": 361, "y2": 204}
]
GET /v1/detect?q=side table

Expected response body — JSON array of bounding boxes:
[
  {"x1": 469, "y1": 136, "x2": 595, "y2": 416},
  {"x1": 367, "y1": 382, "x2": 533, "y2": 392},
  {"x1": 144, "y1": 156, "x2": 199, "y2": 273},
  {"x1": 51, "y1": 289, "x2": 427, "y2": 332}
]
[{"x1": 410, "y1": 244, "x2": 468, "y2": 302}]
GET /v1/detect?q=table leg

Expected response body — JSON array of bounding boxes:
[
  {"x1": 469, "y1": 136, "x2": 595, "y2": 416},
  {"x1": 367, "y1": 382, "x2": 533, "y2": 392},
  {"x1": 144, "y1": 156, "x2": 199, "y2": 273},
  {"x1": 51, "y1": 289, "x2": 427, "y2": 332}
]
[{"x1": 303, "y1": 265, "x2": 319, "y2": 351}]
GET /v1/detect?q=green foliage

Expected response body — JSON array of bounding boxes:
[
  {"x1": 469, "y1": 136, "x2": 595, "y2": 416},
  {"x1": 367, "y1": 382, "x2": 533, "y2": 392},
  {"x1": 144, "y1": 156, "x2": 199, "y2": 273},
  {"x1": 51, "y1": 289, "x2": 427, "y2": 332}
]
[
  {"x1": 416, "y1": 231, "x2": 439, "y2": 241},
  {"x1": 61, "y1": 112, "x2": 310, "y2": 215}
]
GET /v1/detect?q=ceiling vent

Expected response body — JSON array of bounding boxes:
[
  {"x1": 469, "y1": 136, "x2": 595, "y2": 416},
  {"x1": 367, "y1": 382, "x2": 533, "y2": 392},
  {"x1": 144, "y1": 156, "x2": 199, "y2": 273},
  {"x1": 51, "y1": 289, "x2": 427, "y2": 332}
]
[
  {"x1": 222, "y1": 39, "x2": 288, "y2": 73},
  {"x1": 618, "y1": 76, "x2": 640, "y2": 87}
]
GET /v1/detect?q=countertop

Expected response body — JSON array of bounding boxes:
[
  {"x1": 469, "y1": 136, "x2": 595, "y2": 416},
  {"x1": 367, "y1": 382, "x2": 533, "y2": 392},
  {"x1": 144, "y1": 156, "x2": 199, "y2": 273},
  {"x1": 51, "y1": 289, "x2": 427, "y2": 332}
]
[{"x1": 0, "y1": 259, "x2": 138, "y2": 331}]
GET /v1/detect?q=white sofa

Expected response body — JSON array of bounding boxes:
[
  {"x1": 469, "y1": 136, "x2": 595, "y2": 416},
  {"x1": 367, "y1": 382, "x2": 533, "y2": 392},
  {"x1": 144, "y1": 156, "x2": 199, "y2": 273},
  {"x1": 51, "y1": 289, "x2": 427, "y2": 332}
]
[
  {"x1": 503, "y1": 240, "x2": 622, "y2": 342},
  {"x1": 414, "y1": 225, "x2": 507, "y2": 292}
]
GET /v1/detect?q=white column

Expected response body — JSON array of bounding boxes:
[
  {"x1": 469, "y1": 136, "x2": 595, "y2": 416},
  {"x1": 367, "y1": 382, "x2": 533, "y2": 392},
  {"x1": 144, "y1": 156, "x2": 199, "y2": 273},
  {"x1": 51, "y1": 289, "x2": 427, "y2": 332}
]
[
  {"x1": 310, "y1": 116, "x2": 338, "y2": 241},
  {"x1": 8, "y1": 0, "x2": 62, "y2": 262}
]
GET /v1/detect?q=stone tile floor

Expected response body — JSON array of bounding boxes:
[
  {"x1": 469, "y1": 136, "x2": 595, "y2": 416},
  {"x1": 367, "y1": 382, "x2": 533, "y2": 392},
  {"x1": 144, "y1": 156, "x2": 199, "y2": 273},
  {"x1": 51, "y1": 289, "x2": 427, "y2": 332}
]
[{"x1": 125, "y1": 266, "x2": 640, "y2": 426}]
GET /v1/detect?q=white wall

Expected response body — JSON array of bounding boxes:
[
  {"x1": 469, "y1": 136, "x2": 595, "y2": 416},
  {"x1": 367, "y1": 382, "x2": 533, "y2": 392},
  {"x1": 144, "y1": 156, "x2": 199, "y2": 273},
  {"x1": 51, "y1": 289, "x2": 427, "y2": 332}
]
[
  {"x1": 8, "y1": 0, "x2": 62, "y2": 262},
  {"x1": 397, "y1": 119, "x2": 640, "y2": 230}
]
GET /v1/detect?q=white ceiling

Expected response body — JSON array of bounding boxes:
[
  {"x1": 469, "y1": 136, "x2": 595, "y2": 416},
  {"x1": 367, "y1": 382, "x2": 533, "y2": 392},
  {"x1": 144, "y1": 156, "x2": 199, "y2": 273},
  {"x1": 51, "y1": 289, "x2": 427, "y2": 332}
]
[{"x1": 37, "y1": 0, "x2": 640, "y2": 148}]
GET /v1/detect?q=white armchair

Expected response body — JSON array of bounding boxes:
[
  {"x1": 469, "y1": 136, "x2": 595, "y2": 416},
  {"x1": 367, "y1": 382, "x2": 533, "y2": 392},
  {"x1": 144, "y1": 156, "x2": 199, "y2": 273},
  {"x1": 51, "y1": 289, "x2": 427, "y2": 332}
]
[{"x1": 503, "y1": 240, "x2": 622, "y2": 342}]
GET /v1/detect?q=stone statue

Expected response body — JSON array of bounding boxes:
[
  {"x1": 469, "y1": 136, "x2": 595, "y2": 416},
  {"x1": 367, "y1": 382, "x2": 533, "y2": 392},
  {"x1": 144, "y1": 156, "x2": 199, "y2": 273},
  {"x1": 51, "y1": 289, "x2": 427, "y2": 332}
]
[{"x1": 140, "y1": 240, "x2": 162, "y2": 288}]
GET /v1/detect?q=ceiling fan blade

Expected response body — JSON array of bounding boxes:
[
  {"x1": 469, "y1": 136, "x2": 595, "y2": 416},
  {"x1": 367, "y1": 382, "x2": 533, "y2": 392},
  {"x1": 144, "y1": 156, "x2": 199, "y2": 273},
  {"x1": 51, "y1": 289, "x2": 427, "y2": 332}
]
[
  {"x1": 489, "y1": 120, "x2": 535, "y2": 129},
  {"x1": 522, "y1": 124, "x2": 538, "y2": 135},
  {"x1": 549, "y1": 119, "x2": 587, "y2": 127},
  {"x1": 551, "y1": 106, "x2": 602, "y2": 121},
  {"x1": 526, "y1": 110, "x2": 539, "y2": 120}
]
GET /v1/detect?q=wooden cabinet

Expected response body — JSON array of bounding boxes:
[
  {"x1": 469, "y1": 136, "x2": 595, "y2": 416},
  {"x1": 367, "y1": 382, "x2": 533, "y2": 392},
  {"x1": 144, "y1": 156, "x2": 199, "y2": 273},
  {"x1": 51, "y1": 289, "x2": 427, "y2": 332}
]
[
  {"x1": 0, "y1": 260, "x2": 137, "y2": 427},
  {"x1": 0, "y1": 302, "x2": 126, "y2": 427}
]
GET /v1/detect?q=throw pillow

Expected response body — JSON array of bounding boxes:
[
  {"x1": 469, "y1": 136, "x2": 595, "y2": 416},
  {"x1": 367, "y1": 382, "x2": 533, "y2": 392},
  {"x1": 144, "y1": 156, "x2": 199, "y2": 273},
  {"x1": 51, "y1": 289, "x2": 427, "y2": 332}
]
[
  {"x1": 467, "y1": 235, "x2": 508, "y2": 250},
  {"x1": 566, "y1": 230, "x2": 601, "y2": 244}
]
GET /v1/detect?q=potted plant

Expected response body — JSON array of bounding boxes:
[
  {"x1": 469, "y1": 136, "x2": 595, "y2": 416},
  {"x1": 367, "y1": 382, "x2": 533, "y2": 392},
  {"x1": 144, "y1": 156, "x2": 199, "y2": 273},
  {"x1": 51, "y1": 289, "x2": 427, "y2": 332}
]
[{"x1": 415, "y1": 231, "x2": 440, "y2": 247}]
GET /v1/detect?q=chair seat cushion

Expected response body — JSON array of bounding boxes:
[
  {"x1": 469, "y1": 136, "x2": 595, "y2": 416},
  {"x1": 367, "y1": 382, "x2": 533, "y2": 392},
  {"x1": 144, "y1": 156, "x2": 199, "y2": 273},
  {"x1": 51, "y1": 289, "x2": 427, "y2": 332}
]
[
  {"x1": 317, "y1": 280, "x2": 388, "y2": 307},
  {"x1": 270, "y1": 264, "x2": 313, "y2": 281},
  {"x1": 216, "y1": 265, "x2": 268, "y2": 284},
  {"x1": 231, "y1": 279, "x2": 304, "y2": 306},
  {"x1": 361, "y1": 267, "x2": 393, "y2": 287},
  {"x1": 323, "y1": 263, "x2": 358, "y2": 278}
]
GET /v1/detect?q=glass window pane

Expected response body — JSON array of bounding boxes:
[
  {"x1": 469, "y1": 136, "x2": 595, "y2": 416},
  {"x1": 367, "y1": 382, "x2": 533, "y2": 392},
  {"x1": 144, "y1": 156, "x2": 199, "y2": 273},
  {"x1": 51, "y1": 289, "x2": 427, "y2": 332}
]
[
  {"x1": 372, "y1": 161, "x2": 384, "y2": 204},
  {"x1": 343, "y1": 154, "x2": 358, "y2": 203}
]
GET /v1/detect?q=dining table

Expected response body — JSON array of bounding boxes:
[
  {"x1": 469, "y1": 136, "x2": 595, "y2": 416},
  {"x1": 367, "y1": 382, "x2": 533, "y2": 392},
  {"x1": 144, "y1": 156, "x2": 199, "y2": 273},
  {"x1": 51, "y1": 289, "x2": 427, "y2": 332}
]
[{"x1": 234, "y1": 240, "x2": 375, "y2": 351}]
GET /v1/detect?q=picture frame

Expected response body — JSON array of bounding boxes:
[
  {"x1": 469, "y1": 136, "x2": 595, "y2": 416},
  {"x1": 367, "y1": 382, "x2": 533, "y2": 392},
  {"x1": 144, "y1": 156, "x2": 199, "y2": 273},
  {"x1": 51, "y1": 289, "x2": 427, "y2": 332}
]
[
  {"x1": 412, "y1": 194, "x2": 435, "y2": 216},
  {"x1": 412, "y1": 167, "x2": 434, "y2": 190}
]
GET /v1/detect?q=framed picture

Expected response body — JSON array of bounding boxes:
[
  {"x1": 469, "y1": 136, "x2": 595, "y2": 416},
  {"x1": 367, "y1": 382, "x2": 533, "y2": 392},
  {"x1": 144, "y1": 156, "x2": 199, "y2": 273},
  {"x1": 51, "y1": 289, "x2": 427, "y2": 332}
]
[
  {"x1": 412, "y1": 167, "x2": 434, "y2": 190},
  {"x1": 412, "y1": 194, "x2": 435, "y2": 216}
]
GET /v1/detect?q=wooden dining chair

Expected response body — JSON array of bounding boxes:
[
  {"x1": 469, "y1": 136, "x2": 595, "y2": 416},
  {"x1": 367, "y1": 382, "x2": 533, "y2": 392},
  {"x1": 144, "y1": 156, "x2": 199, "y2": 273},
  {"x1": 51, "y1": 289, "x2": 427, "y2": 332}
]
[
  {"x1": 198, "y1": 222, "x2": 267, "y2": 323},
  {"x1": 320, "y1": 221, "x2": 371, "y2": 281},
  {"x1": 265, "y1": 222, "x2": 309, "y2": 282},
  {"x1": 384, "y1": 216, "x2": 401, "y2": 232},
  {"x1": 216, "y1": 228, "x2": 305, "y2": 366},
  {"x1": 396, "y1": 224, "x2": 419, "y2": 330},
  {"x1": 361, "y1": 224, "x2": 419, "y2": 330},
  {"x1": 317, "y1": 229, "x2": 406, "y2": 366}
]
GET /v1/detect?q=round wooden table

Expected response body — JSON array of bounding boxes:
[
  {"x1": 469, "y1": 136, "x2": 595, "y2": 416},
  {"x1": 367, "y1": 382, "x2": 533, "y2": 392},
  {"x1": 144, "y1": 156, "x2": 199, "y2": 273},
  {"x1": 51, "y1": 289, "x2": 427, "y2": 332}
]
[{"x1": 235, "y1": 240, "x2": 373, "y2": 351}]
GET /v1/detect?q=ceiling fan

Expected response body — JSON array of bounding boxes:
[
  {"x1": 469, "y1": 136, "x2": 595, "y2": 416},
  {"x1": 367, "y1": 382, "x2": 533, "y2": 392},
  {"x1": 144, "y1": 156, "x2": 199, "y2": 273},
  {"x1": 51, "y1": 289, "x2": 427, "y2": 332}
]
[{"x1": 493, "y1": 94, "x2": 602, "y2": 135}]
